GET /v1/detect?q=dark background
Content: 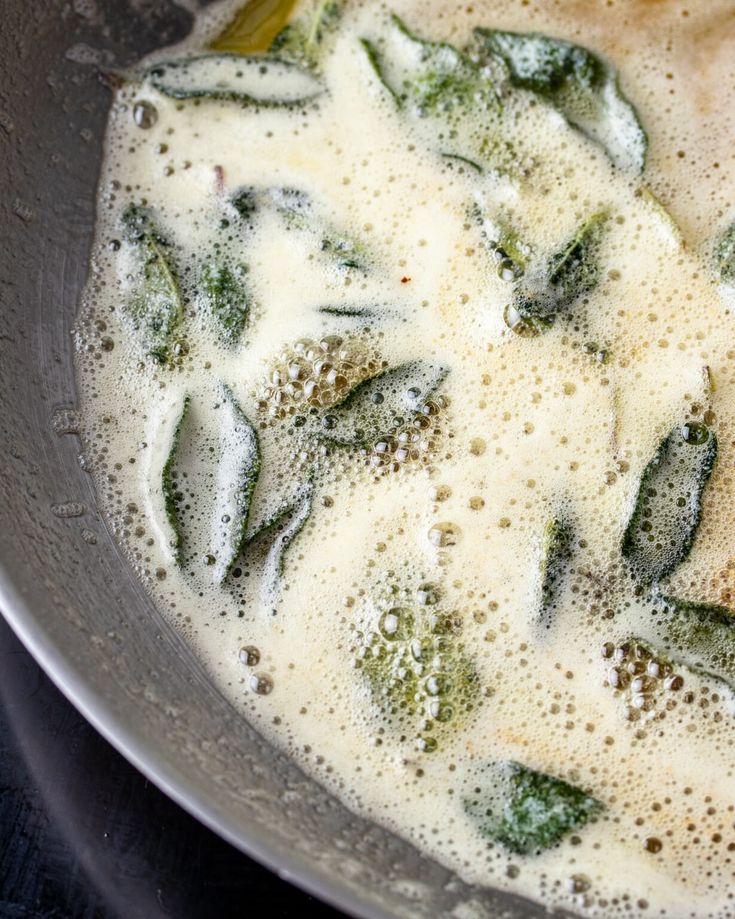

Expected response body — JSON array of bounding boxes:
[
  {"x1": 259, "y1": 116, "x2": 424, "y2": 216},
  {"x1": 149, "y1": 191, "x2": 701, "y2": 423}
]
[{"x1": 0, "y1": 614, "x2": 343, "y2": 919}]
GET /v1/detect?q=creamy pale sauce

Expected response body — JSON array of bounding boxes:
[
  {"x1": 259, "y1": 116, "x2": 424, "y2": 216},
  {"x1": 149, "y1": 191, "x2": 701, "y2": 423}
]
[{"x1": 76, "y1": 1, "x2": 735, "y2": 914}]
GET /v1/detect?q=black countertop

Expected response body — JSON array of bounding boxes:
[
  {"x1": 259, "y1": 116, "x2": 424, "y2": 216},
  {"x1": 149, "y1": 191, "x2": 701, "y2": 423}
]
[{"x1": 0, "y1": 614, "x2": 344, "y2": 919}]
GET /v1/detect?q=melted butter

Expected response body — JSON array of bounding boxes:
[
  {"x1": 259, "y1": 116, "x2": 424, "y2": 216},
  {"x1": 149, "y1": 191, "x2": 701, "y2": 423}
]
[{"x1": 76, "y1": 1, "x2": 735, "y2": 914}]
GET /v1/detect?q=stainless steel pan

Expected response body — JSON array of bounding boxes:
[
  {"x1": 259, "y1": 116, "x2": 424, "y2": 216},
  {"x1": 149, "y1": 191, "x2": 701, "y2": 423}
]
[{"x1": 0, "y1": 3, "x2": 566, "y2": 915}]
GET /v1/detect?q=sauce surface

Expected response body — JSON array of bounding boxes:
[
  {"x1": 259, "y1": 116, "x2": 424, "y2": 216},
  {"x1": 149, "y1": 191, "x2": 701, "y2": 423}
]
[{"x1": 75, "y1": 1, "x2": 735, "y2": 915}]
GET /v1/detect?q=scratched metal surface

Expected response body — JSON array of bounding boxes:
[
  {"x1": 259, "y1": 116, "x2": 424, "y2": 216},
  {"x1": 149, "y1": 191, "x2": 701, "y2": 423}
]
[
  {"x1": 0, "y1": 614, "x2": 343, "y2": 919},
  {"x1": 0, "y1": 2, "x2": 567, "y2": 918}
]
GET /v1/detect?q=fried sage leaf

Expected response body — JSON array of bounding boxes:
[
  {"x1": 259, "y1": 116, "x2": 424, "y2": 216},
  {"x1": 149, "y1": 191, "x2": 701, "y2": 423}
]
[
  {"x1": 144, "y1": 54, "x2": 322, "y2": 106},
  {"x1": 537, "y1": 516, "x2": 573, "y2": 627},
  {"x1": 258, "y1": 482, "x2": 314, "y2": 608},
  {"x1": 360, "y1": 597, "x2": 479, "y2": 753},
  {"x1": 643, "y1": 596, "x2": 735, "y2": 692},
  {"x1": 362, "y1": 16, "x2": 512, "y2": 173},
  {"x1": 231, "y1": 185, "x2": 370, "y2": 271},
  {"x1": 122, "y1": 205, "x2": 184, "y2": 366},
  {"x1": 622, "y1": 422, "x2": 717, "y2": 585},
  {"x1": 270, "y1": 0, "x2": 342, "y2": 72},
  {"x1": 505, "y1": 211, "x2": 607, "y2": 336},
  {"x1": 200, "y1": 261, "x2": 251, "y2": 347},
  {"x1": 715, "y1": 222, "x2": 735, "y2": 284},
  {"x1": 464, "y1": 762, "x2": 602, "y2": 855},
  {"x1": 142, "y1": 390, "x2": 190, "y2": 565},
  {"x1": 210, "y1": 384, "x2": 261, "y2": 585},
  {"x1": 308, "y1": 360, "x2": 448, "y2": 447},
  {"x1": 473, "y1": 29, "x2": 647, "y2": 173}
]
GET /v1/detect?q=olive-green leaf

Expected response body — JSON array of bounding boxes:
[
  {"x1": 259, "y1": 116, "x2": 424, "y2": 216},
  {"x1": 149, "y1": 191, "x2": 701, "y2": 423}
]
[
  {"x1": 210, "y1": 384, "x2": 261, "y2": 585},
  {"x1": 269, "y1": 0, "x2": 342, "y2": 72},
  {"x1": 473, "y1": 29, "x2": 647, "y2": 173},
  {"x1": 506, "y1": 211, "x2": 607, "y2": 335},
  {"x1": 622, "y1": 423, "x2": 717, "y2": 585},
  {"x1": 122, "y1": 204, "x2": 184, "y2": 366},
  {"x1": 200, "y1": 261, "x2": 251, "y2": 347},
  {"x1": 464, "y1": 761, "x2": 602, "y2": 855},
  {"x1": 144, "y1": 54, "x2": 322, "y2": 106},
  {"x1": 307, "y1": 360, "x2": 448, "y2": 447}
]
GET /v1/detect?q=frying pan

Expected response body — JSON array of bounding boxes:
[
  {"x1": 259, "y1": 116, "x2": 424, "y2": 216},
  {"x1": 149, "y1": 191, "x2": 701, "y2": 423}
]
[{"x1": 0, "y1": 2, "x2": 570, "y2": 916}]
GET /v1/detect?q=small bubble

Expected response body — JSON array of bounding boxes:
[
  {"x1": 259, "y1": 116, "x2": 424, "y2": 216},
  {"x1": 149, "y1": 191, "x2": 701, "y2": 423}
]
[
  {"x1": 239, "y1": 645, "x2": 260, "y2": 666},
  {"x1": 133, "y1": 100, "x2": 157, "y2": 129},
  {"x1": 249, "y1": 673, "x2": 273, "y2": 695}
]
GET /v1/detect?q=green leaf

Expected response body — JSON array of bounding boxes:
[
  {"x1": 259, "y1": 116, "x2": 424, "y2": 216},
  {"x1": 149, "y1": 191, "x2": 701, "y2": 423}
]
[
  {"x1": 358, "y1": 586, "x2": 479, "y2": 753},
  {"x1": 230, "y1": 185, "x2": 371, "y2": 270},
  {"x1": 144, "y1": 54, "x2": 322, "y2": 106},
  {"x1": 375, "y1": 15, "x2": 501, "y2": 117},
  {"x1": 210, "y1": 385, "x2": 261, "y2": 585},
  {"x1": 142, "y1": 391, "x2": 190, "y2": 565},
  {"x1": 269, "y1": 0, "x2": 342, "y2": 72},
  {"x1": 307, "y1": 360, "x2": 448, "y2": 447},
  {"x1": 464, "y1": 761, "x2": 602, "y2": 855},
  {"x1": 473, "y1": 29, "x2": 647, "y2": 173},
  {"x1": 200, "y1": 261, "x2": 251, "y2": 347},
  {"x1": 122, "y1": 204, "x2": 184, "y2": 366},
  {"x1": 362, "y1": 17, "x2": 511, "y2": 174},
  {"x1": 715, "y1": 221, "x2": 735, "y2": 283},
  {"x1": 210, "y1": 0, "x2": 300, "y2": 56},
  {"x1": 317, "y1": 305, "x2": 379, "y2": 318},
  {"x1": 258, "y1": 482, "x2": 314, "y2": 607},
  {"x1": 538, "y1": 516, "x2": 573, "y2": 627},
  {"x1": 622, "y1": 422, "x2": 718, "y2": 585},
  {"x1": 645, "y1": 595, "x2": 735, "y2": 692},
  {"x1": 506, "y1": 211, "x2": 607, "y2": 335}
]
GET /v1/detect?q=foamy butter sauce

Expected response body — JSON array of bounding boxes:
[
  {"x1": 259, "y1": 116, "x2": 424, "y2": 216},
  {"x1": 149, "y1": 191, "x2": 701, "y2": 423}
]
[{"x1": 76, "y1": 0, "x2": 735, "y2": 914}]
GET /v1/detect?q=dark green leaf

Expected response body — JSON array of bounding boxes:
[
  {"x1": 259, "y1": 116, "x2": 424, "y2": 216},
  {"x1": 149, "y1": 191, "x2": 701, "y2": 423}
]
[
  {"x1": 464, "y1": 761, "x2": 602, "y2": 855},
  {"x1": 211, "y1": 384, "x2": 261, "y2": 585},
  {"x1": 473, "y1": 29, "x2": 647, "y2": 173},
  {"x1": 269, "y1": 0, "x2": 342, "y2": 72},
  {"x1": 715, "y1": 222, "x2": 735, "y2": 284},
  {"x1": 622, "y1": 423, "x2": 717, "y2": 585},
  {"x1": 375, "y1": 15, "x2": 501, "y2": 117},
  {"x1": 507, "y1": 211, "x2": 607, "y2": 335},
  {"x1": 362, "y1": 17, "x2": 511, "y2": 173},
  {"x1": 644, "y1": 595, "x2": 735, "y2": 691},
  {"x1": 122, "y1": 204, "x2": 184, "y2": 366},
  {"x1": 538, "y1": 516, "x2": 573, "y2": 627},
  {"x1": 144, "y1": 54, "x2": 322, "y2": 105},
  {"x1": 317, "y1": 305, "x2": 378, "y2": 318},
  {"x1": 201, "y1": 261, "x2": 251, "y2": 347},
  {"x1": 309, "y1": 360, "x2": 448, "y2": 447}
]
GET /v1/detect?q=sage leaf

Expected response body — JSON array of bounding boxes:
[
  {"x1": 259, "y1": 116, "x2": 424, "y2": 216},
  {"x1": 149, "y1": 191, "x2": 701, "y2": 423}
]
[
  {"x1": 211, "y1": 384, "x2": 261, "y2": 585},
  {"x1": 270, "y1": 0, "x2": 342, "y2": 72},
  {"x1": 645, "y1": 595, "x2": 735, "y2": 692},
  {"x1": 506, "y1": 211, "x2": 607, "y2": 335},
  {"x1": 310, "y1": 360, "x2": 448, "y2": 447},
  {"x1": 622, "y1": 422, "x2": 717, "y2": 585},
  {"x1": 144, "y1": 54, "x2": 322, "y2": 106},
  {"x1": 537, "y1": 516, "x2": 573, "y2": 628},
  {"x1": 142, "y1": 390, "x2": 190, "y2": 565},
  {"x1": 258, "y1": 482, "x2": 314, "y2": 608},
  {"x1": 464, "y1": 761, "x2": 602, "y2": 855},
  {"x1": 473, "y1": 29, "x2": 647, "y2": 173},
  {"x1": 230, "y1": 185, "x2": 371, "y2": 271},
  {"x1": 362, "y1": 17, "x2": 512, "y2": 174},
  {"x1": 122, "y1": 204, "x2": 184, "y2": 366},
  {"x1": 715, "y1": 221, "x2": 735, "y2": 284},
  {"x1": 200, "y1": 261, "x2": 251, "y2": 347}
]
